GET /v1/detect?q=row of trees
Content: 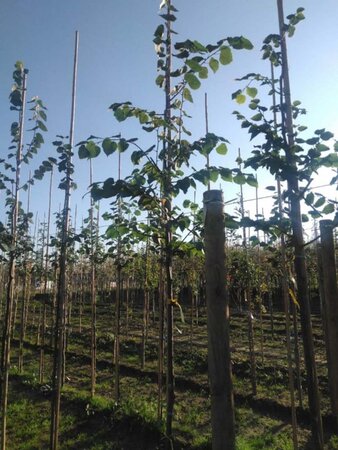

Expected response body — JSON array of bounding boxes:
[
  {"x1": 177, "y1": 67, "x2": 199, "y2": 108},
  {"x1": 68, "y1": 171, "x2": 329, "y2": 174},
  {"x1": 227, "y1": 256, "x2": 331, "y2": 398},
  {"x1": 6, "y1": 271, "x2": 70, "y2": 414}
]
[{"x1": 0, "y1": 0, "x2": 338, "y2": 449}]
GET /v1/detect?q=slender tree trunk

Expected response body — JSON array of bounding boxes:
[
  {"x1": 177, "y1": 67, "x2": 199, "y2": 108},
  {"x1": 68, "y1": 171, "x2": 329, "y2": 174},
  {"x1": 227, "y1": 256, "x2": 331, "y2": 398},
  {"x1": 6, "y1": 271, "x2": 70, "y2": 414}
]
[
  {"x1": 19, "y1": 269, "x2": 29, "y2": 373},
  {"x1": 272, "y1": 58, "x2": 299, "y2": 446},
  {"x1": 189, "y1": 286, "x2": 194, "y2": 347},
  {"x1": 157, "y1": 264, "x2": 164, "y2": 421},
  {"x1": 238, "y1": 148, "x2": 257, "y2": 396},
  {"x1": 39, "y1": 168, "x2": 53, "y2": 384},
  {"x1": 125, "y1": 277, "x2": 130, "y2": 338},
  {"x1": 291, "y1": 299, "x2": 303, "y2": 409},
  {"x1": 141, "y1": 289, "x2": 149, "y2": 369},
  {"x1": 1, "y1": 68, "x2": 27, "y2": 450},
  {"x1": 114, "y1": 268, "x2": 121, "y2": 401},
  {"x1": 277, "y1": 2, "x2": 323, "y2": 446},
  {"x1": 89, "y1": 160, "x2": 97, "y2": 397},
  {"x1": 163, "y1": 3, "x2": 175, "y2": 439},
  {"x1": 277, "y1": 182, "x2": 299, "y2": 450},
  {"x1": 50, "y1": 31, "x2": 79, "y2": 450},
  {"x1": 11, "y1": 289, "x2": 19, "y2": 340},
  {"x1": 113, "y1": 149, "x2": 123, "y2": 402},
  {"x1": 141, "y1": 240, "x2": 150, "y2": 369}
]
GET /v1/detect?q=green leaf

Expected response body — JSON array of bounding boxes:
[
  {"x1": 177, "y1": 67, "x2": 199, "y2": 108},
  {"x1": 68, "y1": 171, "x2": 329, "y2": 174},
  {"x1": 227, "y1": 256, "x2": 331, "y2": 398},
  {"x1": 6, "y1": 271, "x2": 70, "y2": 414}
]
[
  {"x1": 9, "y1": 90, "x2": 22, "y2": 107},
  {"x1": 198, "y1": 67, "x2": 208, "y2": 79},
  {"x1": 220, "y1": 168, "x2": 232, "y2": 182},
  {"x1": 186, "y1": 59, "x2": 202, "y2": 72},
  {"x1": 316, "y1": 143, "x2": 329, "y2": 152},
  {"x1": 322, "y1": 203, "x2": 334, "y2": 214},
  {"x1": 219, "y1": 46, "x2": 233, "y2": 65},
  {"x1": 216, "y1": 143, "x2": 228, "y2": 155},
  {"x1": 246, "y1": 175, "x2": 258, "y2": 187},
  {"x1": 321, "y1": 131, "x2": 334, "y2": 141},
  {"x1": 86, "y1": 141, "x2": 100, "y2": 158},
  {"x1": 139, "y1": 112, "x2": 149, "y2": 124},
  {"x1": 314, "y1": 196, "x2": 325, "y2": 208},
  {"x1": 224, "y1": 217, "x2": 239, "y2": 229},
  {"x1": 160, "y1": 13, "x2": 176, "y2": 22},
  {"x1": 209, "y1": 57, "x2": 219, "y2": 73},
  {"x1": 233, "y1": 173, "x2": 246, "y2": 185},
  {"x1": 301, "y1": 214, "x2": 309, "y2": 222},
  {"x1": 306, "y1": 137, "x2": 319, "y2": 145},
  {"x1": 305, "y1": 192, "x2": 314, "y2": 205},
  {"x1": 37, "y1": 120, "x2": 47, "y2": 132},
  {"x1": 155, "y1": 74, "x2": 165, "y2": 87},
  {"x1": 251, "y1": 113, "x2": 263, "y2": 121},
  {"x1": 246, "y1": 87, "x2": 257, "y2": 98},
  {"x1": 236, "y1": 94, "x2": 246, "y2": 104},
  {"x1": 309, "y1": 210, "x2": 321, "y2": 219},
  {"x1": 229, "y1": 36, "x2": 253, "y2": 50},
  {"x1": 78, "y1": 145, "x2": 89, "y2": 159},
  {"x1": 184, "y1": 73, "x2": 201, "y2": 90},
  {"x1": 241, "y1": 37, "x2": 254, "y2": 50},
  {"x1": 39, "y1": 110, "x2": 47, "y2": 121},
  {"x1": 154, "y1": 24, "x2": 164, "y2": 37},
  {"x1": 209, "y1": 169, "x2": 218, "y2": 183},
  {"x1": 114, "y1": 108, "x2": 126, "y2": 122},
  {"x1": 118, "y1": 139, "x2": 129, "y2": 152},
  {"x1": 265, "y1": 186, "x2": 276, "y2": 191},
  {"x1": 183, "y1": 88, "x2": 193, "y2": 103},
  {"x1": 193, "y1": 40, "x2": 207, "y2": 52},
  {"x1": 102, "y1": 138, "x2": 117, "y2": 156}
]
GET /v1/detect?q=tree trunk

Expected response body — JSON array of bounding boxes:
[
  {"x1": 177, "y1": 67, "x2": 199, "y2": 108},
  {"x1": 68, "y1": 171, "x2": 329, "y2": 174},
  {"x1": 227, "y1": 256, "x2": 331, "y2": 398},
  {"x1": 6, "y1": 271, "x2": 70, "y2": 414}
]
[
  {"x1": 1, "y1": 68, "x2": 27, "y2": 450},
  {"x1": 276, "y1": 2, "x2": 323, "y2": 446},
  {"x1": 50, "y1": 30, "x2": 78, "y2": 450}
]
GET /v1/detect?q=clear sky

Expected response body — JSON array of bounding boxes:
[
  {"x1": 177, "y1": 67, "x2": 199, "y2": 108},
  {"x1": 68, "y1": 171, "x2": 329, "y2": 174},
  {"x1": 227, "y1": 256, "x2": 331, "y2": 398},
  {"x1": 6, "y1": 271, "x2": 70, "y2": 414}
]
[{"x1": 1, "y1": 0, "x2": 337, "y2": 236}]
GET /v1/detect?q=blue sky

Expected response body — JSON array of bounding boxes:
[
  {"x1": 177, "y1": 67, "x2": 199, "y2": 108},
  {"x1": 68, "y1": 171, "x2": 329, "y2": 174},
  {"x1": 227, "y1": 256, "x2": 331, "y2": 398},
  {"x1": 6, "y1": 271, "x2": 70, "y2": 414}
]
[{"x1": 1, "y1": 0, "x2": 338, "y2": 235}]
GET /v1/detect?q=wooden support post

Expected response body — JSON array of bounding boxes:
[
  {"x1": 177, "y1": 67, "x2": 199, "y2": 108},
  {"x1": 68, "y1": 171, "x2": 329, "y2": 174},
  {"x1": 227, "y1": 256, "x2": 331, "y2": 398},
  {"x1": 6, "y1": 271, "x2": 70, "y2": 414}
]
[
  {"x1": 204, "y1": 190, "x2": 235, "y2": 450},
  {"x1": 319, "y1": 219, "x2": 338, "y2": 426}
]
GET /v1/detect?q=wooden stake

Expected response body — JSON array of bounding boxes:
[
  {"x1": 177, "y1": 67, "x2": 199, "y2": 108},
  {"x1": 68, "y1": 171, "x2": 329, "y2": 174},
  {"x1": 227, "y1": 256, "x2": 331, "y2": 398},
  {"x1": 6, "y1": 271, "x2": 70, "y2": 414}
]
[
  {"x1": 204, "y1": 189, "x2": 235, "y2": 450},
  {"x1": 319, "y1": 220, "x2": 338, "y2": 426}
]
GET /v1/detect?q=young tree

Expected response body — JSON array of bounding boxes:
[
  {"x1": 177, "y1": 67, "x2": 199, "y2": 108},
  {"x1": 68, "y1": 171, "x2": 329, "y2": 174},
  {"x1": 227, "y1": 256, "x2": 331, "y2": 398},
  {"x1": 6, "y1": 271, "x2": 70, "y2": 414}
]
[
  {"x1": 78, "y1": 1, "x2": 254, "y2": 442},
  {"x1": 0, "y1": 62, "x2": 50, "y2": 449}
]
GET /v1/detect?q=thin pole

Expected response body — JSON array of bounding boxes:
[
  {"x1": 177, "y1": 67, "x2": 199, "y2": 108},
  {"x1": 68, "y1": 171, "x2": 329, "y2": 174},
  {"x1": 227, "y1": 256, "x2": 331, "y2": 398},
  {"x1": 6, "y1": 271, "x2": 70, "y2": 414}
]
[
  {"x1": 39, "y1": 167, "x2": 53, "y2": 383},
  {"x1": 205, "y1": 93, "x2": 210, "y2": 190},
  {"x1": 18, "y1": 168, "x2": 33, "y2": 372},
  {"x1": 238, "y1": 148, "x2": 257, "y2": 395},
  {"x1": 161, "y1": 1, "x2": 175, "y2": 442},
  {"x1": 114, "y1": 149, "x2": 122, "y2": 401},
  {"x1": 50, "y1": 30, "x2": 79, "y2": 450},
  {"x1": 90, "y1": 159, "x2": 97, "y2": 397},
  {"x1": 271, "y1": 60, "x2": 298, "y2": 448}
]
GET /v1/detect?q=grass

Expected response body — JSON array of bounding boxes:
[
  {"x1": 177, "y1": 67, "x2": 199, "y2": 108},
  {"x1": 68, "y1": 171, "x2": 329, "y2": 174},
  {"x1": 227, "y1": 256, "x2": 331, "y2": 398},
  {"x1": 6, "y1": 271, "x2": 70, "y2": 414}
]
[
  {"x1": 236, "y1": 433, "x2": 293, "y2": 450},
  {"x1": 4, "y1": 305, "x2": 336, "y2": 449}
]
